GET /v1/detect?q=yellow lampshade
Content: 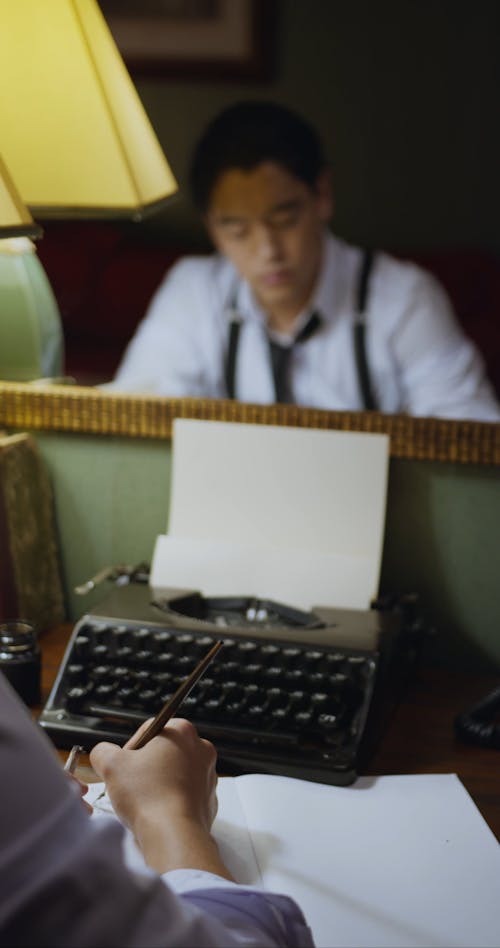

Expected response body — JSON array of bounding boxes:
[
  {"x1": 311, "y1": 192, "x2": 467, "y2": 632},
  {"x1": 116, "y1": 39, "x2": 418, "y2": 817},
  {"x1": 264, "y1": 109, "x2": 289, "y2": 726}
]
[
  {"x1": 0, "y1": 155, "x2": 42, "y2": 239},
  {"x1": 0, "y1": 0, "x2": 178, "y2": 219}
]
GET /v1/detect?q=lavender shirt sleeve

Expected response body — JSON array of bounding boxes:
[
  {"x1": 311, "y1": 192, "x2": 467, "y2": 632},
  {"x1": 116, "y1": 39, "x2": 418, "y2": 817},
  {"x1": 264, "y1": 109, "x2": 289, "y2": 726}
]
[
  {"x1": 0, "y1": 674, "x2": 314, "y2": 947},
  {"x1": 167, "y1": 869, "x2": 314, "y2": 946}
]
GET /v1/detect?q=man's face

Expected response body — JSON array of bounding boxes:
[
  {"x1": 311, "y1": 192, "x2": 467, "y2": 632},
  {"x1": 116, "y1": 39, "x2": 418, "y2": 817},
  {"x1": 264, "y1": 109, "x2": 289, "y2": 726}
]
[{"x1": 205, "y1": 162, "x2": 333, "y2": 324}]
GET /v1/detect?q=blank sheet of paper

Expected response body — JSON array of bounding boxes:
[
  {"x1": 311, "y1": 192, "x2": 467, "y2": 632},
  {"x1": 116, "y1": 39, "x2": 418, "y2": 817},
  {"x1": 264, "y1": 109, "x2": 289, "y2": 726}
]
[
  {"x1": 87, "y1": 772, "x2": 500, "y2": 948},
  {"x1": 151, "y1": 419, "x2": 389, "y2": 609},
  {"x1": 219, "y1": 772, "x2": 500, "y2": 948}
]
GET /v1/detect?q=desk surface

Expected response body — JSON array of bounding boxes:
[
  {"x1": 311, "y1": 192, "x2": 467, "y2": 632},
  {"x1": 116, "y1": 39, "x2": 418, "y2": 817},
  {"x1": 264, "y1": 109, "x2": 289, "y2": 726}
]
[{"x1": 40, "y1": 624, "x2": 500, "y2": 842}]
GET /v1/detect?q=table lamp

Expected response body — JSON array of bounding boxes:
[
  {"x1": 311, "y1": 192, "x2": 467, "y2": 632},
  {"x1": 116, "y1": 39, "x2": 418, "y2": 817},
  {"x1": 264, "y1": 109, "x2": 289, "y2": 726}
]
[
  {"x1": 0, "y1": 0, "x2": 178, "y2": 379},
  {"x1": 0, "y1": 155, "x2": 63, "y2": 381}
]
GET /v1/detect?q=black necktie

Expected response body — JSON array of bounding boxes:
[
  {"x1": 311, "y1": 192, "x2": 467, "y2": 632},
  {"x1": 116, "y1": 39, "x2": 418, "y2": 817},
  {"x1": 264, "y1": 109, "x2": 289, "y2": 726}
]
[{"x1": 268, "y1": 311, "x2": 322, "y2": 403}]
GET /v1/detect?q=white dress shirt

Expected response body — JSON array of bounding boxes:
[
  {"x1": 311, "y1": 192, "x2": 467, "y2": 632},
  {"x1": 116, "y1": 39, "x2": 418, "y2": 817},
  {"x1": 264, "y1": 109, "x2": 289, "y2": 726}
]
[
  {"x1": 111, "y1": 231, "x2": 500, "y2": 421},
  {"x1": 0, "y1": 674, "x2": 313, "y2": 947}
]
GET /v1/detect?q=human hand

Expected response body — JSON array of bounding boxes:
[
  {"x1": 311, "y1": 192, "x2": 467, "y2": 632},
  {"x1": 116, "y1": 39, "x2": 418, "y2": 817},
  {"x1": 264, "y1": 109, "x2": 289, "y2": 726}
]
[
  {"x1": 90, "y1": 717, "x2": 217, "y2": 831},
  {"x1": 89, "y1": 718, "x2": 230, "y2": 876}
]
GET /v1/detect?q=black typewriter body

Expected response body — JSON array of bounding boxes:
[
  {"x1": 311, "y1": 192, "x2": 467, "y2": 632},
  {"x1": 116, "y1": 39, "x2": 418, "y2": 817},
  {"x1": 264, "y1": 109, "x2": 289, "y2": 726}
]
[{"x1": 39, "y1": 584, "x2": 410, "y2": 785}]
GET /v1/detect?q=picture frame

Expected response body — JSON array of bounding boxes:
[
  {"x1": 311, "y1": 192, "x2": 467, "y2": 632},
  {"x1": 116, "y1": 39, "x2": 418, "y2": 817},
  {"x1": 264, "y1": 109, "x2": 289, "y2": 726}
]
[{"x1": 99, "y1": 0, "x2": 276, "y2": 79}]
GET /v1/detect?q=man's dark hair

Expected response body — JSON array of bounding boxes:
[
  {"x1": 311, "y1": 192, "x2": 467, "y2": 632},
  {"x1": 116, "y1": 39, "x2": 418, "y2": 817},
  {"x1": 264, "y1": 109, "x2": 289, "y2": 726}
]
[{"x1": 189, "y1": 100, "x2": 327, "y2": 212}]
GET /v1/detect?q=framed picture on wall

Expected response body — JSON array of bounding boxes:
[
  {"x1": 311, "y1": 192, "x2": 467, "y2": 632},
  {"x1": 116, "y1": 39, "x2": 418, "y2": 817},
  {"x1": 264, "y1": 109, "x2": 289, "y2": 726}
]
[{"x1": 99, "y1": 0, "x2": 276, "y2": 79}]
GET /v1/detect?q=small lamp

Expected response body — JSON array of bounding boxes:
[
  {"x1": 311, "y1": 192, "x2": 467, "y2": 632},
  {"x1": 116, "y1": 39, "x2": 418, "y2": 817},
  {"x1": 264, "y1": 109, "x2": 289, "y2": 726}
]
[
  {"x1": 0, "y1": 0, "x2": 178, "y2": 380},
  {"x1": 0, "y1": 0, "x2": 177, "y2": 219},
  {"x1": 0, "y1": 156, "x2": 63, "y2": 381}
]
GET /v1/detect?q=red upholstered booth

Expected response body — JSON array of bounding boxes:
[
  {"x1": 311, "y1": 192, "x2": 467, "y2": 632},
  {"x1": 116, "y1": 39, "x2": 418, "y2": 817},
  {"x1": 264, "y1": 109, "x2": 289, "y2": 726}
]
[{"x1": 37, "y1": 221, "x2": 500, "y2": 398}]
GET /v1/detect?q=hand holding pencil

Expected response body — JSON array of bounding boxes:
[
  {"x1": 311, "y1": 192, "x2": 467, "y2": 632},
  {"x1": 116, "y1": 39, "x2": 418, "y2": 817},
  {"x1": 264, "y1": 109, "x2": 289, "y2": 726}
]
[
  {"x1": 82, "y1": 639, "x2": 222, "y2": 805},
  {"x1": 81, "y1": 641, "x2": 230, "y2": 874},
  {"x1": 64, "y1": 639, "x2": 222, "y2": 798}
]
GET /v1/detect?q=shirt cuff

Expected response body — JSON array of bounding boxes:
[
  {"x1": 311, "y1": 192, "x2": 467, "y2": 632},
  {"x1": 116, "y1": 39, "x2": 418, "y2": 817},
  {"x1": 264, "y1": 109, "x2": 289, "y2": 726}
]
[{"x1": 164, "y1": 868, "x2": 261, "y2": 893}]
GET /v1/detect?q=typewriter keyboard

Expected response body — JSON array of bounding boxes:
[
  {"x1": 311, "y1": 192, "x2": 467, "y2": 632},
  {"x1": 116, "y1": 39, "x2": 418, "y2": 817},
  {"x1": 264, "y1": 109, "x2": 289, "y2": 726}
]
[{"x1": 39, "y1": 614, "x2": 380, "y2": 785}]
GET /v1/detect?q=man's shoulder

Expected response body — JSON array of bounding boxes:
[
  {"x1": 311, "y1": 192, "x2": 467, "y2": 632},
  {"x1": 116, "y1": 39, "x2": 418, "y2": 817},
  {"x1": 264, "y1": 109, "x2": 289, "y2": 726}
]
[
  {"x1": 374, "y1": 252, "x2": 455, "y2": 322},
  {"x1": 166, "y1": 251, "x2": 235, "y2": 291},
  {"x1": 375, "y1": 248, "x2": 436, "y2": 283},
  {"x1": 144, "y1": 251, "x2": 238, "y2": 328},
  {"x1": 327, "y1": 234, "x2": 453, "y2": 335},
  {"x1": 328, "y1": 232, "x2": 440, "y2": 291}
]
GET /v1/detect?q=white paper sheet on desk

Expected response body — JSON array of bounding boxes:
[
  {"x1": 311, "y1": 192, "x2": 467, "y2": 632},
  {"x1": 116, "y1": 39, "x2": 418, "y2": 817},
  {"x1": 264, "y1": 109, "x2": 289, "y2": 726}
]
[
  {"x1": 85, "y1": 772, "x2": 500, "y2": 948},
  {"x1": 152, "y1": 419, "x2": 389, "y2": 610}
]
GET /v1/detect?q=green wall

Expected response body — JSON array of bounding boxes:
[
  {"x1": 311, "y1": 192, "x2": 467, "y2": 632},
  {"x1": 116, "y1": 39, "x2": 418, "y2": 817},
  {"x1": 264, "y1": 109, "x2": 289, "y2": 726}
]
[
  {"x1": 381, "y1": 458, "x2": 500, "y2": 671},
  {"x1": 31, "y1": 430, "x2": 500, "y2": 674},
  {"x1": 126, "y1": 0, "x2": 500, "y2": 255},
  {"x1": 34, "y1": 433, "x2": 171, "y2": 619}
]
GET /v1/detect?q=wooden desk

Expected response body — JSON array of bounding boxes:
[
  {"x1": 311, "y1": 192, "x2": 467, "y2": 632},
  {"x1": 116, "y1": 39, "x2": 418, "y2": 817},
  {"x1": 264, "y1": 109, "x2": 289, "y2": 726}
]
[{"x1": 40, "y1": 624, "x2": 500, "y2": 841}]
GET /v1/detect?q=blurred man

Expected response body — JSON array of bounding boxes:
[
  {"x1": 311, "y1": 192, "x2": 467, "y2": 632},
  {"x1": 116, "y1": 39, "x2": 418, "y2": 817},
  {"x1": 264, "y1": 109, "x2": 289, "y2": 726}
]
[{"x1": 111, "y1": 100, "x2": 500, "y2": 421}]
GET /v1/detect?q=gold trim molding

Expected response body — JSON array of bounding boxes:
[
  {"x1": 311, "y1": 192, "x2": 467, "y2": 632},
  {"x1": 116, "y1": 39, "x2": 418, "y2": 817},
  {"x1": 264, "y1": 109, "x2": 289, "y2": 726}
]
[{"x1": 0, "y1": 381, "x2": 499, "y2": 465}]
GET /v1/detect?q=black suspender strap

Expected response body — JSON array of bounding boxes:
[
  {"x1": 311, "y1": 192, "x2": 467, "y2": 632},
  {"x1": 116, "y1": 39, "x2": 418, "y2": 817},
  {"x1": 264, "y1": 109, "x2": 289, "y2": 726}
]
[
  {"x1": 225, "y1": 319, "x2": 241, "y2": 400},
  {"x1": 353, "y1": 249, "x2": 378, "y2": 411},
  {"x1": 356, "y1": 247, "x2": 374, "y2": 313}
]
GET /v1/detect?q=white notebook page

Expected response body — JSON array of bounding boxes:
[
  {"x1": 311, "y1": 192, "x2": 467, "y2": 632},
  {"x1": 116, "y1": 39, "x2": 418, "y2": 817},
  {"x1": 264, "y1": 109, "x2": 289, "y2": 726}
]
[
  {"x1": 86, "y1": 772, "x2": 500, "y2": 948},
  {"x1": 222, "y1": 772, "x2": 500, "y2": 948}
]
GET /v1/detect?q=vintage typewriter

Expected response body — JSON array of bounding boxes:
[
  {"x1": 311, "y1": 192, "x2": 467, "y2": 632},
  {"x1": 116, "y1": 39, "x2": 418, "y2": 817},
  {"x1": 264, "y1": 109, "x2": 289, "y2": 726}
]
[{"x1": 39, "y1": 583, "x2": 419, "y2": 785}]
